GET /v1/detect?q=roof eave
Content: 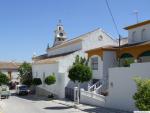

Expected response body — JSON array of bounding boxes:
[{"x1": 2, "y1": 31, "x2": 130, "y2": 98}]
[{"x1": 124, "y1": 20, "x2": 150, "y2": 30}]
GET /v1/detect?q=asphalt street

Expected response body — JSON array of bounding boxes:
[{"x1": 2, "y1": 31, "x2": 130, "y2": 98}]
[{"x1": 0, "y1": 95, "x2": 85, "y2": 113}]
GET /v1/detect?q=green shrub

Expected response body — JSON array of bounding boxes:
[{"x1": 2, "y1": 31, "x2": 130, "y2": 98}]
[
  {"x1": 0, "y1": 72, "x2": 9, "y2": 85},
  {"x1": 32, "y1": 78, "x2": 42, "y2": 86},
  {"x1": 133, "y1": 77, "x2": 150, "y2": 110},
  {"x1": 45, "y1": 73, "x2": 56, "y2": 85},
  {"x1": 48, "y1": 94, "x2": 54, "y2": 99}
]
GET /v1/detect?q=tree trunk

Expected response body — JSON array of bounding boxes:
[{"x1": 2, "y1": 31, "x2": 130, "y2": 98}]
[{"x1": 77, "y1": 82, "x2": 80, "y2": 104}]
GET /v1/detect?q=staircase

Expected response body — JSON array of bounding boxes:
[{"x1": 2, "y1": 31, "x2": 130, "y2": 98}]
[
  {"x1": 79, "y1": 80, "x2": 106, "y2": 107},
  {"x1": 88, "y1": 80, "x2": 103, "y2": 94}
]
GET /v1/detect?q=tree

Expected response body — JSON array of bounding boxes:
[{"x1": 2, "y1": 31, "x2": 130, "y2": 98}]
[
  {"x1": 68, "y1": 55, "x2": 92, "y2": 104},
  {"x1": 0, "y1": 72, "x2": 9, "y2": 85},
  {"x1": 45, "y1": 73, "x2": 56, "y2": 98},
  {"x1": 32, "y1": 78, "x2": 42, "y2": 86},
  {"x1": 45, "y1": 73, "x2": 56, "y2": 85},
  {"x1": 18, "y1": 62, "x2": 33, "y2": 86},
  {"x1": 32, "y1": 78, "x2": 42, "y2": 94},
  {"x1": 133, "y1": 77, "x2": 150, "y2": 110}
]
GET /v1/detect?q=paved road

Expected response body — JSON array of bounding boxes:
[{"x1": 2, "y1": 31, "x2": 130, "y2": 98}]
[
  {"x1": 0, "y1": 94, "x2": 131, "y2": 113},
  {"x1": 0, "y1": 95, "x2": 85, "y2": 113}
]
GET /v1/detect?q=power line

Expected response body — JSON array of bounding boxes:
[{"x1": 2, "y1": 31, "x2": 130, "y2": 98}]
[
  {"x1": 105, "y1": 0, "x2": 120, "y2": 36},
  {"x1": 105, "y1": 0, "x2": 121, "y2": 66}
]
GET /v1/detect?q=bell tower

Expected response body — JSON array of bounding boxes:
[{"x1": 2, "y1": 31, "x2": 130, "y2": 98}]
[{"x1": 53, "y1": 20, "x2": 67, "y2": 46}]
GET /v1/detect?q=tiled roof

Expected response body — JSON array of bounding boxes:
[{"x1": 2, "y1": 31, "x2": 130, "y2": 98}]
[
  {"x1": 86, "y1": 41, "x2": 150, "y2": 52},
  {"x1": 33, "y1": 56, "x2": 63, "y2": 64},
  {"x1": 33, "y1": 50, "x2": 79, "y2": 64},
  {"x1": 33, "y1": 50, "x2": 79, "y2": 61},
  {"x1": 0, "y1": 61, "x2": 21, "y2": 70}
]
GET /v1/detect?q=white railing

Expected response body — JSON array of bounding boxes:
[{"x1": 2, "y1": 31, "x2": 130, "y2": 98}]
[
  {"x1": 80, "y1": 89, "x2": 106, "y2": 102},
  {"x1": 95, "y1": 84, "x2": 103, "y2": 94},
  {"x1": 88, "y1": 80, "x2": 102, "y2": 93}
]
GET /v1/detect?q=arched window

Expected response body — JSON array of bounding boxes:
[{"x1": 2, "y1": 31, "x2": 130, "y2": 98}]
[
  {"x1": 139, "y1": 51, "x2": 150, "y2": 57},
  {"x1": 59, "y1": 27, "x2": 62, "y2": 30},
  {"x1": 120, "y1": 53, "x2": 134, "y2": 67},
  {"x1": 141, "y1": 28, "x2": 149, "y2": 41},
  {"x1": 138, "y1": 51, "x2": 150, "y2": 62},
  {"x1": 120, "y1": 53, "x2": 133, "y2": 59},
  {"x1": 141, "y1": 29, "x2": 146, "y2": 41},
  {"x1": 132, "y1": 31, "x2": 136, "y2": 42}
]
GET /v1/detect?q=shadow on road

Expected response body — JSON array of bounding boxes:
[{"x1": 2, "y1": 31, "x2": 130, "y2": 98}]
[
  {"x1": 81, "y1": 106, "x2": 132, "y2": 113},
  {"x1": 44, "y1": 106, "x2": 73, "y2": 110},
  {"x1": 12, "y1": 93, "x2": 49, "y2": 101}
]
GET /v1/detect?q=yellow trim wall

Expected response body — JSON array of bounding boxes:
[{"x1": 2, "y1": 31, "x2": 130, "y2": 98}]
[
  {"x1": 118, "y1": 44, "x2": 150, "y2": 59},
  {"x1": 86, "y1": 43, "x2": 150, "y2": 59}
]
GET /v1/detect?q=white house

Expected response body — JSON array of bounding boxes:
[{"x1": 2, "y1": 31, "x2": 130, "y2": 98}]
[
  {"x1": 81, "y1": 20, "x2": 150, "y2": 111},
  {"x1": 32, "y1": 21, "x2": 117, "y2": 99},
  {"x1": 0, "y1": 61, "x2": 21, "y2": 82}
]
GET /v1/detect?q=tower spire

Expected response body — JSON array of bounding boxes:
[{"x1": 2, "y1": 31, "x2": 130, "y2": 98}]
[
  {"x1": 58, "y1": 19, "x2": 62, "y2": 25},
  {"x1": 53, "y1": 20, "x2": 67, "y2": 46}
]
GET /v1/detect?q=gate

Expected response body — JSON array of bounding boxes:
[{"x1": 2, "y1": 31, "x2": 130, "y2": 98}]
[{"x1": 65, "y1": 87, "x2": 74, "y2": 101}]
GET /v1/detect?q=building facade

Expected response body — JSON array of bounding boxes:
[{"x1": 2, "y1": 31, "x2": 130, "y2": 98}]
[
  {"x1": 32, "y1": 21, "x2": 117, "y2": 98},
  {"x1": 82, "y1": 20, "x2": 150, "y2": 111},
  {"x1": 0, "y1": 61, "x2": 20, "y2": 82}
]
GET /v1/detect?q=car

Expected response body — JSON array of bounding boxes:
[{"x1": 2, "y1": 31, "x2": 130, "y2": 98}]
[
  {"x1": 0, "y1": 85, "x2": 10, "y2": 99},
  {"x1": 16, "y1": 85, "x2": 29, "y2": 95}
]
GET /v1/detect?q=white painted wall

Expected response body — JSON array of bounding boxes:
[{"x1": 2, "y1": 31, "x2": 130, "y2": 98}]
[
  {"x1": 32, "y1": 51, "x2": 87, "y2": 98},
  {"x1": 103, "y1": 51, "x2": 116, "y2": 89},
  {"x1": 58, "y1": 51, "x2": 86, "y2": 73},
  {"x1": 106, "y1": 62, "x2": 150, "y2": 111},
  {"x1": 47, "y1": 41, "x2": 82, "y2": 56},
  {"x1": 89, "y1": 55, "x2": 103, "y2": 79},
  {"x1": 58, "y1": 51, "x2": 89, "y2": 89},
  {"x1": 32, "y1": 63, "x2": 66, "y2": 98},
  {"x1": 82, "y1": 29, "x2": 117, "y2": 51},
  {"x1": 128, "y1": 23, "x2": 150, "y2": 44},
  {"x1": 80, "y1": 89, "x2": 106, "y2": 107}
]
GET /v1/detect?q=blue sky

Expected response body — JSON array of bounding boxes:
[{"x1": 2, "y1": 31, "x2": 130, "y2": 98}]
[{"x1": 0, "y1": 0, "x2": 149, "y2": 62}]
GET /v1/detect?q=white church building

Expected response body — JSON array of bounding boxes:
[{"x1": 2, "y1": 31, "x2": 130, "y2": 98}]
[{"x1": 32, "y1": 21, "x2": 117, "y2": 98}]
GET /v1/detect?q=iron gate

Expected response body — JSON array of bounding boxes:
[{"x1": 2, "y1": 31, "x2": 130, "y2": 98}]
[{"x1": 65, "y1": 87, "x2": 74, "y2": 101}]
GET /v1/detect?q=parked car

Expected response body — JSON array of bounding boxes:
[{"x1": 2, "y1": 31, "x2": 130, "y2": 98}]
[
  {"x1": 0, "y1": 85, "x2": 10, "y2": 99},
  {"x1": 16, "y1": 85, "x2": 29, "y2": 95}
]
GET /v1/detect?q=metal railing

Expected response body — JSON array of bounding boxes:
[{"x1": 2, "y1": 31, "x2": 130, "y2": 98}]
[
  {"x1": 88, "y1": 80, "x2": 102, "y2": 92},
  {"x1": 80, "y1": 89, "x2": 106, "y2": 102}
]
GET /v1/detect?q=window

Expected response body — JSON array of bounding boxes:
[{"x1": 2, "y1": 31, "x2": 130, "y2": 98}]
[
  {"x1": 141, "y1": 29, "x2": 148, "y2": 41},
  {"x1": 91, "y1": 57, "x2": 98, "y2": 70},
  {"x1": 98, "y1": 35, "x2": 103, "y2": 41},
  {"x1": 132, "y1": 31, "x2": 136, "y2": 42},
  {"x1": 141, "y1": 29, "x2": 146, "y2": 41},
  {"x1": 59, "y1": 33, "x2": 63, "y2": 36},
  {"x1": 59, "y1": 27, "x2": 62, "y2": 30}
]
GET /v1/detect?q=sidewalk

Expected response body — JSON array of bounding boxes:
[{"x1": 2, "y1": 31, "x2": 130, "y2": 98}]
[
  {"x1": 52, "y1": 99, "x2": 132, "y2": 113},
  {"x1": 0, "y1": 100, "x2": 4, "y2": 113}
]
